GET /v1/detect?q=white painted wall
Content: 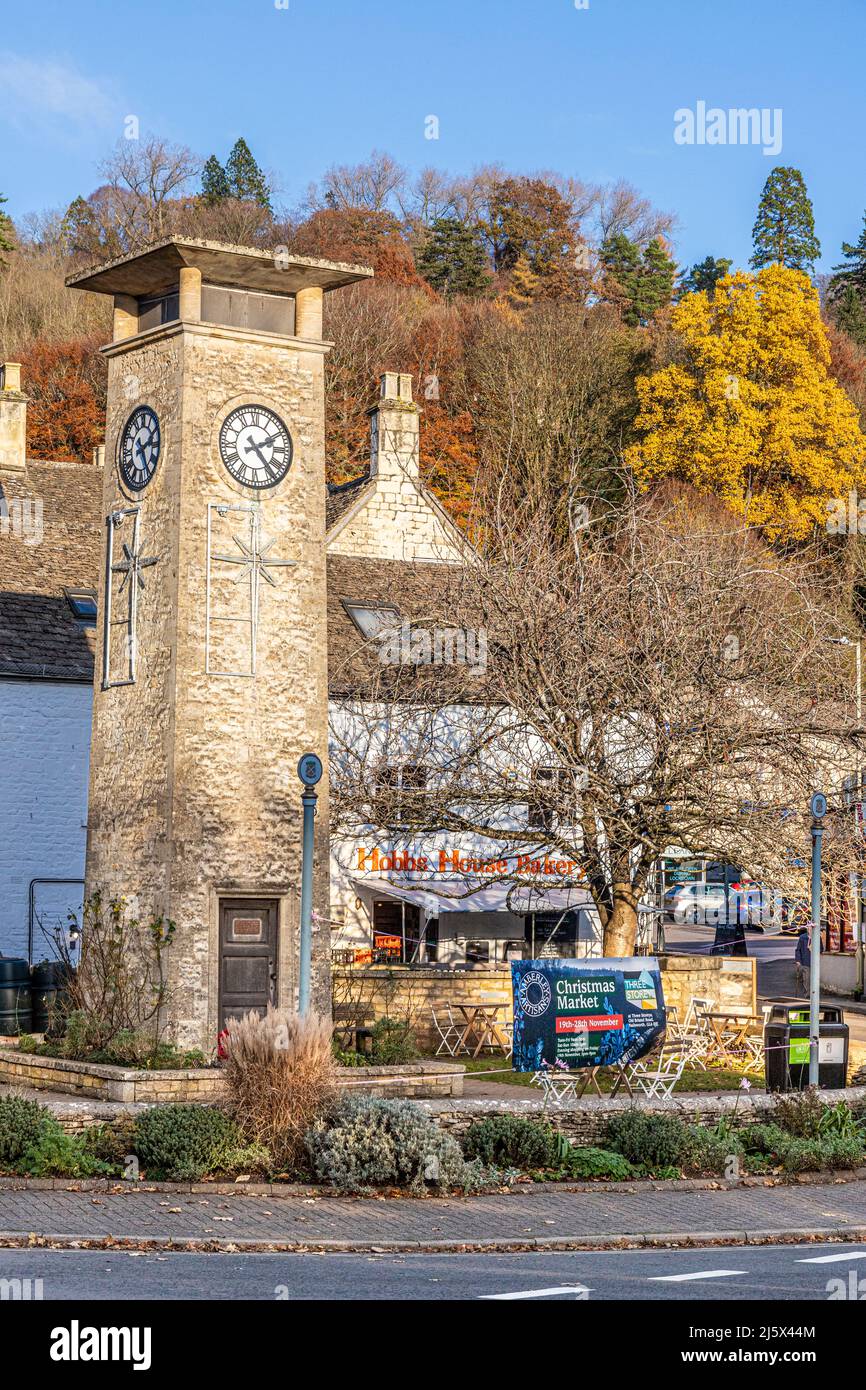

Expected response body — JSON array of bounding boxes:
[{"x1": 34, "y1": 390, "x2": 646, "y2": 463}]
[{"x1": 0, "y1": 680, "x2": 92, "y2": 960}]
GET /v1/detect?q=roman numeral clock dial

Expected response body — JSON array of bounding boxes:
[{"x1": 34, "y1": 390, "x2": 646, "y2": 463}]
[
  {"x1": 218, "y1": 405, "x2": 293, "y2": 490},
  {"x1": 118, "y1": 406, "x2": 161, "y2": 492}
]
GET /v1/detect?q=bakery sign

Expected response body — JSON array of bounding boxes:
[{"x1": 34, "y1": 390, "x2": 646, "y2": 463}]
[
  {"x1": 510, "y1": 958, "x2": 666, "y2": 1072},
  {"x1": 356, "y1": 846, "x2": 585, "y2": 878}
]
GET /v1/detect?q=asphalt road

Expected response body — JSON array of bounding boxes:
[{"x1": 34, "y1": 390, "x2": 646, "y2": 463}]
[
  {"x1": 2, "y1": 1243, "x2": 865, "y2": 1300},
  {"x1": 664, "y1": 923, "x2": 866, "y2": 1044},
  {"x1": 663, "y1": 921, "x2": 798, "y2": 967}
]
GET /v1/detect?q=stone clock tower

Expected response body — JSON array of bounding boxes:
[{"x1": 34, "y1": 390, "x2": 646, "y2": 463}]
[{"x1": 69, "y1": 240, "x2": 372, "y2": 1048}]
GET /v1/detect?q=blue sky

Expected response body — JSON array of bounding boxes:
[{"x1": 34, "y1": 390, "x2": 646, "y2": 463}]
[{"x1": 0, "y1": 0, "x2": 864, "y2": 274}]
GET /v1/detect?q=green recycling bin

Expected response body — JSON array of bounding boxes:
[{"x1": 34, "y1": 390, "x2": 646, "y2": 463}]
[{"x1": 763, "y1": 1003, "x2": 849, "y2": 1091}]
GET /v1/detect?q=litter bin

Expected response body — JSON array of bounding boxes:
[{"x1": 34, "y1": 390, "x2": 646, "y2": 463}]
[{"x1": 764, "y1": 1002, "x2": 849, "y2": 1091}]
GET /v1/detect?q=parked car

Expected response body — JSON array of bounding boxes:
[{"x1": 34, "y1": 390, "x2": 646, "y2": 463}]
[
  {"x1": 664, "y1": 880, "x2": 786, "y2": 931},
  {"x1": 663, "y1": 882, "x2": 731, "y2": 925}
]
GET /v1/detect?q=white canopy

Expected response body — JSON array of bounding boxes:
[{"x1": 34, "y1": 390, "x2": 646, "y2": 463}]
[{"x1": 350, "y1": 874, "x2": 597, "y2": 917}]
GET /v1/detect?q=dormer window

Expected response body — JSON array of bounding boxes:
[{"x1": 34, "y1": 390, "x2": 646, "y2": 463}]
[
  {"x1": 342, "y1": 600, "x2": 401, "y2": 640},
  {"x1": 64, "y1": 587, "x2": 97, "y2": 626}
]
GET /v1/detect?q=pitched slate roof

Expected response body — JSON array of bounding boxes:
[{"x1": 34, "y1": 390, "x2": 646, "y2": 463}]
[
  {"x1": 326, "y1": 553, "x2": 466, "y2": 698},
  {"x1": 0, "y1": 461, "x2": 102, "y2": 680},
  {"x1": 0, "y1": 463, "x2": 471, "y2": 690},
  {"x1": 325, "y1": 473, "x2": 375, "y2": 531}
]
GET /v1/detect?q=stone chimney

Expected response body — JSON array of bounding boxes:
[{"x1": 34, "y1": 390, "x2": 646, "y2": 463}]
[
  {"x1": 0, "y1": 363, "x2": 27, "y2": 474},
  {"x1": 369, "y1": 372, "x2": 420, "y2": 481}
]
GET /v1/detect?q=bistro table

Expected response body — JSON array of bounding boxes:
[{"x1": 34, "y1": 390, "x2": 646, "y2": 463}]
[
  {"x1": 454, "y1": 1001, "x2": 511, "y2": 1057},
  {"x1": 701, "y1": 1010, "x2": 764, "y2": 1070}
]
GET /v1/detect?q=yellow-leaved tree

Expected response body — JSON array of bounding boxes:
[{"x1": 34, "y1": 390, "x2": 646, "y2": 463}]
[{"x1": 628, "y1": 265, "x2": 866, "y2": 538}]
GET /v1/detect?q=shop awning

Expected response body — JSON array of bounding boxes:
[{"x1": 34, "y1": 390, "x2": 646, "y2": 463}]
[{"x1": 350, "y1": 875, "x2": 596, "y2": 917}]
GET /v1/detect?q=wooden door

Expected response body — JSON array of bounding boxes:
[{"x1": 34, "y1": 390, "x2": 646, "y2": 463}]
[{"x1": 219, "y1": 899, "x2": 278, "y2": 1032}]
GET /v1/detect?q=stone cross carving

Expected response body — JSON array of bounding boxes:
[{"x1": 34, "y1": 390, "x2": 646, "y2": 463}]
[
  {"x1": 102, "y1": 506, "x2": 159, "y2": 689},
  {"x1": 206, "y1": 502, "x2": 296, "y2": 677}
]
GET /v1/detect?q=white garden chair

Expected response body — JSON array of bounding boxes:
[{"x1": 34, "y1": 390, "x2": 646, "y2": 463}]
[
  {"x1": 530, "y1": 1068, "x2": 577, "y2": 1109},
  {"x1": 431, "y1": 1005, "x2": 463, "y2": 1057},
  {"x1": 629, "y1": 1042, "x2": 690, "y2": 1100},
  {"x1": 676, "y1": 996, "x2": 713, "y2": 1070}
]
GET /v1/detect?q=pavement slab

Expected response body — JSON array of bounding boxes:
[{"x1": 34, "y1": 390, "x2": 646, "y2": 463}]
[{"x1": 0, "y1": 1178, "x2": 865, "y2": 1252}]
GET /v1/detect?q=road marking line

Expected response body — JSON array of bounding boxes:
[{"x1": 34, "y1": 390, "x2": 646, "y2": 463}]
[
  {"x1": 480, "y1": 1285, "x2": 592, "y2": 1300},
  {"x1": 796, "y1": 1252, "x2": 866, "y2": 1264},
  {"x1": 648, "y1": 1270, "x2": 746, "y2": 1283}
]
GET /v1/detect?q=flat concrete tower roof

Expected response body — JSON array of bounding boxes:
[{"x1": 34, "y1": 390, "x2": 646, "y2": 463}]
[{"x1": 67, "y1": 237, "x2": 374, "y2": 297}]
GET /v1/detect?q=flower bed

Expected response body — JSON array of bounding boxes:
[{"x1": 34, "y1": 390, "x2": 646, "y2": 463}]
[
  {"x1": 1, "y1": 1087, "x2": 864, "y2": 1191},
  {"x1": 0, "y1": 1048, "x2": 464, "y2": 1103}
]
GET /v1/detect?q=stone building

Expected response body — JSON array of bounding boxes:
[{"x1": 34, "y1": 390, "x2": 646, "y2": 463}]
[{"x1": 4, "y1": 238, "x2": 573, "y2": 1050}]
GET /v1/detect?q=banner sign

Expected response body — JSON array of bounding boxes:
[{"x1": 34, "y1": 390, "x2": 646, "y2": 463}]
[{"x1": 511, "y1": 957, "x2": 666, "y2": 1072}]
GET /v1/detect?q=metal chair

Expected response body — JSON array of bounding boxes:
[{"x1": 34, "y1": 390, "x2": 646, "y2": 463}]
[
  {"x1": 431, "y1": 1005, "x2": 463, "y2": 1057},
  {"x1": 629, "y1": 1042, "x2": 690, "y2": 1100},
  {"x1": 530, "y1": 1068, "x2": 577, "y2": 1109},
  {"x1": 665, "y1": 1003, "x2": 683, "y2": 1038}
]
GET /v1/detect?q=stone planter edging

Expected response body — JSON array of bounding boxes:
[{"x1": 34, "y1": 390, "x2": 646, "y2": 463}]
[
  {"x1": 0, "y1": 1049, "x2": 464, "y2": 1102},
  {"x1": 422, "y1": 1083, "x2": 866, "y2": 1146}
]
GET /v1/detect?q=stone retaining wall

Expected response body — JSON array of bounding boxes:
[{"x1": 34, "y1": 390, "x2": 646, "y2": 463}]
[
  {"x1": 333, "y1": 954, "x2": 757, "y2": 1050},
  {"x1": 38, "y1": 1084, "x2": 866, "y2": 1150},
  {"x1": 421, "y1": 1085, "x2": 866, "y2": 1147},
  {"x1": 0, "y1": 1050, "x2": 464, "y2": 1103}
]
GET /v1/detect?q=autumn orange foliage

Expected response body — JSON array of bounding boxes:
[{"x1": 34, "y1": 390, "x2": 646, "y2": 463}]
[{"x1": 21, "y1": 336, "x2": 107, "y2": 463}]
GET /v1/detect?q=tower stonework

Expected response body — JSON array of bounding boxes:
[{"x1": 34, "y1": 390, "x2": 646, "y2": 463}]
[{"x1": 70, "y1": 240, "x2": 372, "y2": 1049}]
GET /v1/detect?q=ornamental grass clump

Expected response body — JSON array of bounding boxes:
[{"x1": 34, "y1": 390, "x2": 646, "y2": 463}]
[{"x1": 223, "y1": 1007, "x2": 337, "y2": 1174}]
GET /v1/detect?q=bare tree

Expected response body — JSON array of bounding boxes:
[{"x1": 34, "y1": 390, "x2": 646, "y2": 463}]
[
  {"x1": 329, "y1": 476, "x2": 864, "y2": 956},
  {"x1": 397, "y1": 167, "x2": 462, "y2": 232},
  {"x1": 592, "y1": 179, "x2": 677, "y2": 248},
  {"x1": 463, "y1": 301, "x2": 647, "y2": 507},
  {"x1": 323, "y1": 280, "x2": 427, "y2": 478},
  {"x1": 96, "y1": 135, "x2": 201, "y2": 250},
  {"x1": 308, "y1": 150, "x2": 407, "y2": 214}
]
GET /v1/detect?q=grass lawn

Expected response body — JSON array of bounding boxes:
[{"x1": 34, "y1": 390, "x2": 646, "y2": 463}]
[{"x1": 463, "y1": 1056, "x2": 764, "y2": 1093}]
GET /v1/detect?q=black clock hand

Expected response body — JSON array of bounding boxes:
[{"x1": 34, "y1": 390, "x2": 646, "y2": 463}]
[
  {"x1": 244, "y1": 436, "x2": 272, "y2": 467},
  {"x1": 135, "y1": 438, "x2": 148, "y2": 468}
]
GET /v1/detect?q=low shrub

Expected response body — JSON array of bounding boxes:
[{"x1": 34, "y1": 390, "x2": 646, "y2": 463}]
[
  {"x1": 17, "y1": 1118, "x2": 114, "y2": 1178},
  {"x1": 332, "y1": 1045, "x2": 369, "y2": 1067},
  {"x1": 744, "y1": 1122, "x2": 864, "y2": 1175},
  {"x1": 223, "y1": 1009, "x2": 337, "y2": 1174},
  {"x1": 81, "y1": 1123, "x2": 128, "y2": 1170},
  {"x1": 133, "y1": 1103, "x2": 262, "y2": 1181},
  {"x1": 369, "y1": 1016, "x2": 418, "y2": 1065},
  {"x1": 605, "y1": 1111, "x2": 689, "y2": 1171},
  {"x1": 306, "y1": 1095, "x2": 477, "y2": 1194},
  {"x1": 773, "y1": 1089, "x2": 829, "y2": 1139},
  {"x1": 816, "y1": 1101, "x2": 864, "y2": 1143},
  {"x1": 93, "y1": 1032, "x2": 208, "y2": 1071},
  {"x1": 563, "y1": 1147, "x2": 635, "y2": 1181},
  {"x1": 462, "y1": 1115, "x2": 563, "y2": 1170},
  {"x1": 59, "y1": 1010, "x2": 105, "y2": 1060},
  {"x1": 0, "y1": 1095, "x2": 47, "y2": 1167},
  {"x1": 682, "y1": 1125, "x2": 744, "y2": 1177}
]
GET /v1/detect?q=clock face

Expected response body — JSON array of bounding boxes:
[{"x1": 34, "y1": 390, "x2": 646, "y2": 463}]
[
  {"x1": 218, "y1": 405, "x2": 293, "y2": 490},
  {"x1": 118, "y1": 406, "x2": 161, "y2": 492}
]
